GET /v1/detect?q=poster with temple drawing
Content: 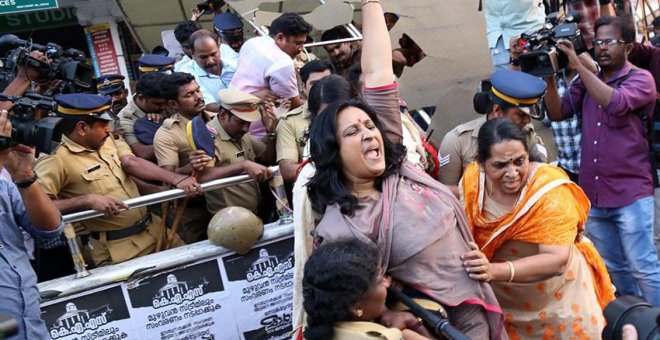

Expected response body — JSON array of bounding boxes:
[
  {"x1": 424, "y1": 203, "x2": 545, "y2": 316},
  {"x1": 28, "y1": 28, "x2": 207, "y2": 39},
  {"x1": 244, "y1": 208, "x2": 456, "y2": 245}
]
[
  {"x1": 41, "y1": 284, "x2": 134, "y2": 340},
  {"x1": 220, "y1": 237, "x2": 295, "y2": 340},
  {"x1": 125, "y1": 259, "x2": 236, "y2": 340}
]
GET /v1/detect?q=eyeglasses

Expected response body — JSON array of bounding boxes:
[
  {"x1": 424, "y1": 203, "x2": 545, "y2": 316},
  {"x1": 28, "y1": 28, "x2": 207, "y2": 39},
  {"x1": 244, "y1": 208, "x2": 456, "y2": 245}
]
[{"x1": 593, "y1": 39, "x2": 626, "y2": 47}]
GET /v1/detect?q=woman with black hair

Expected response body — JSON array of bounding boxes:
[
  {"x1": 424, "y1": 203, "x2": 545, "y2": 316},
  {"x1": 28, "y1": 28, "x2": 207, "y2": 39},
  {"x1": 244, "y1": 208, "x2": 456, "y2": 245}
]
[
  {"x1": 461, "y1": 118, "x2": 613, "y2": 338},
  {"x1": 296, "y1": 0, "x2": 505, "y2": 338},
  {"x1": 303, "y1": 239, "x2": 430, "y2": 340}
]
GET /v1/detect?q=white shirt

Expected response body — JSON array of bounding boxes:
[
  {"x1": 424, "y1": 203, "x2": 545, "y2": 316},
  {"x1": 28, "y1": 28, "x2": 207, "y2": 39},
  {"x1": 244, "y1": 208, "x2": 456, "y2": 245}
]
[{"x1": 484, "y1": 0, "x2": 546, "y2": 49}]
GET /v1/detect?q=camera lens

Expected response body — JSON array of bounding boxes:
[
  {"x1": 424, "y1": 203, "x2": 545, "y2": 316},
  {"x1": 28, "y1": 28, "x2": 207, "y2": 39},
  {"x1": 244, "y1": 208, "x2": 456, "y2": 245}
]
[{"x1": 603, "y1": 296, "x2": 660, "y2": 340}]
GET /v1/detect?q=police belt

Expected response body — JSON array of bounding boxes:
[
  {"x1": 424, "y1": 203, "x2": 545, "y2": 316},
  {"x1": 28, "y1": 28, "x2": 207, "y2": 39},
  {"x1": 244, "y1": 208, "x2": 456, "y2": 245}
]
[{"x1": 90, "y1": 216, "x2": 151, "y2": 241}]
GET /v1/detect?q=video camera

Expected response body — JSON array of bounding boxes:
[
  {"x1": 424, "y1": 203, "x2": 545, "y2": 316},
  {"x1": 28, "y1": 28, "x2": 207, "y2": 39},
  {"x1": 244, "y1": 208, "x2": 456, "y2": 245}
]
[
  {"x1": 602, "y1": 296, "x2": 660, "y2": 340},
  {"x1": 518, "y1": 11, "x2": 587, "y2": 77},
  {"x1": 0, "y1": 92, "x2": 62, "y2": 155},
  {"x1": 0, "y1": 34, "x2": 94, "y2": 94}
]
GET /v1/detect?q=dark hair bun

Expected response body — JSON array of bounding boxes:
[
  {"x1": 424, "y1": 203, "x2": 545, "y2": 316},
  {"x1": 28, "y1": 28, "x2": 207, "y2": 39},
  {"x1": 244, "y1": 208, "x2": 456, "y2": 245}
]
[{"x1": 473, "y1": 91, "x2": 490, "y2": 114}]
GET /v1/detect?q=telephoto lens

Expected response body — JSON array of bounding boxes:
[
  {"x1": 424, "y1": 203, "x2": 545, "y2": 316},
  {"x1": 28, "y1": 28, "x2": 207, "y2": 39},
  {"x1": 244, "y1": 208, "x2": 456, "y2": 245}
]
[{"x1": 602, "y1": 296, "x2": 660, "y2": 340}]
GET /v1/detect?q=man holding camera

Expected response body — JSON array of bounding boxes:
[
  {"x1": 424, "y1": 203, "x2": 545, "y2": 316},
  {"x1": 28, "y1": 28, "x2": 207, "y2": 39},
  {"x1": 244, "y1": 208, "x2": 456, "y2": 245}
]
[
  {"x1": 35, "y1": 94, "x2": 201, "y2": 266},
  {"x1": 0, "y1": 110, "x2": 63, "y2": 339},
  {"x1": 544, "y1": 16, "x2": 660, "y2": 306}
]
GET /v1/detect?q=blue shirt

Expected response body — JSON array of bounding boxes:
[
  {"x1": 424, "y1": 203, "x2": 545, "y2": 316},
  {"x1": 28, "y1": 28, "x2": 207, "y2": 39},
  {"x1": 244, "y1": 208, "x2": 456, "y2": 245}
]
[
  {"x1": 0, "y1": 178, "x2": 63, "y2": 340},
  {"x1": 189, "y1": 44, "x2": 238, "y2": 105}
]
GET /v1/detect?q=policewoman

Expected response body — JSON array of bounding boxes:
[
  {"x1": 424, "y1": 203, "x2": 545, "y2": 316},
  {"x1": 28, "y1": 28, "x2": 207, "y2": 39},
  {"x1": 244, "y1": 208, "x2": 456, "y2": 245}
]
[{"x1": 438, "y1": 69, "x2": 548, "y2": 193}]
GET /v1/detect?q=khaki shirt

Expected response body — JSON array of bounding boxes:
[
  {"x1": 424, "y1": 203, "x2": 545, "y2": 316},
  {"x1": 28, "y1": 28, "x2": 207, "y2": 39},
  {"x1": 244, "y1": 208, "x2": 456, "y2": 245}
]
[
  {"x1": 276, "y1": 102, "x2": 310, "y2": 163},
  {"x1": 118, "y1": 96, "x2": 148, "y2": 145},
  {"x1": 333, "y1": 322, "x2": 402, "y2": 340},
  {"x1": 154, "y1": 113, "x2": 191, "y2": 168},
  {"x1": 438, "y1": 116, "x2": 546, "y2": 185},
  {"x1": 204, "y1": 117, "x2": 266, "y2": 214},
  {"x1": 35, "y1": 136, "x2": 148, "y2": 232}
]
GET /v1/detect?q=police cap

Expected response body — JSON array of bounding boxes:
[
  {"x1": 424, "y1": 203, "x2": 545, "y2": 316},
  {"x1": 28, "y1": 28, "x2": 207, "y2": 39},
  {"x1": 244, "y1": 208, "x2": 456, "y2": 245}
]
[
  {"x1": 490, "y1": 69, "x2": 547, "y2": 118},
  {"x1": 138, "y1": 54, "x2": 175, "y2": 74},
  {"x1": 187, "y1": 112, "x2": 215, "y2": 158},
  {"x1": 217, "y1": 89, "x2": 261, "y2": 122},
  {"x1": 55, "y1": 94, "x2": 116, "y2": 121},
  {"x1": 213, "y1": 12, "x2": 243, "y2": 32},
  {"x1": 134, "y1": 116, "x2": 163, "y2": 145},
  {"x1": 96, "y1": 74, "x2": 126, "y2": 96}
]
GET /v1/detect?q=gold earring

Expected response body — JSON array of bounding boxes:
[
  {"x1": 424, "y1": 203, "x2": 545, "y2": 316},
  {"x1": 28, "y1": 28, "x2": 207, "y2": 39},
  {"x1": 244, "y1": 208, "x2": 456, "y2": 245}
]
[{"x1": 355, "y1": 309, "x2": 363, "y2": 317}]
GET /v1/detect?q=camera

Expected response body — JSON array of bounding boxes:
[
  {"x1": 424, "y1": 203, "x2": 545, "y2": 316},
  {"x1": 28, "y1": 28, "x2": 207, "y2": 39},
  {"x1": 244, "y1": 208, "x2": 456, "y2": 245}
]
[
  {"x1": 0, "y1": 92, "x2": 62, "y2": 155},
  {"x1": 518, "y1": 11, "x2": 588, "y2": 77},
  {"x1": 602, "y1": 296, "x2": 660, "y2": 340},
  {"x1": 0, "y1": 34, "x2": 94, "y2": 94}
]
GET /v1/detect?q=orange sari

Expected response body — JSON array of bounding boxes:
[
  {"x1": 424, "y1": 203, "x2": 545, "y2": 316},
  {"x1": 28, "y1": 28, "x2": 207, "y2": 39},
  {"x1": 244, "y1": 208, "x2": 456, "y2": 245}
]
[{"x1": 462, "y1": 163, "x2": 615, "y2": 339}]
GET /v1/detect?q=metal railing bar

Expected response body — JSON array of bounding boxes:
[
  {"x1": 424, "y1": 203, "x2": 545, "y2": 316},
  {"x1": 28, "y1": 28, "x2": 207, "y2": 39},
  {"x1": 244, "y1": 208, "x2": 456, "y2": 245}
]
[{"x1": 62, "y1": 166, "x2": 278, "y2": 224}]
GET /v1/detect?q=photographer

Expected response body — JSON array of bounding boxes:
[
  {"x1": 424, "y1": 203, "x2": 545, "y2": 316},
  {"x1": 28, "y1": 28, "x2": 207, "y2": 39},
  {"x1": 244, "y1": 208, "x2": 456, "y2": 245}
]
[
  {"x1": 0, "y1": 110, "x2": 63, "y2": 339},
  {"x1": 544, "y1": 16, "x2": 660, "y2": 306},
  {"x1": 0, "y1": 50, "x2": 50, "y2": 113}
]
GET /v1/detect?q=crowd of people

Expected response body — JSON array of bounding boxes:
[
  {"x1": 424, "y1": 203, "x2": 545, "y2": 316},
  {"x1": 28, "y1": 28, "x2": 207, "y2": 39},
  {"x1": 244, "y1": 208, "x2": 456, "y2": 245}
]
[{"x1": 0, "y1": 0, "x2": 659, "y2": 339}]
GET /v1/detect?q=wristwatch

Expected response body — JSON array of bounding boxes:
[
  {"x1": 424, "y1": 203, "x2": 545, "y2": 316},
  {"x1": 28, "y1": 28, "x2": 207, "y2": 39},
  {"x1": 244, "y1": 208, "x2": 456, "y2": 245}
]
[
  {"x1": 267, "y1": 132, "x2": 277, "y2": 141},
  {"x1": 14, "y1": 172, "x2": 38, "y2": 189}
]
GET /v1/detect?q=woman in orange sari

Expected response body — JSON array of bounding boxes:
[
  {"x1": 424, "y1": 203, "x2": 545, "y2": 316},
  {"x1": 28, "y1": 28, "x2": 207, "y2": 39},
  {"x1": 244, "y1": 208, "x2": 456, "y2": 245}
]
[{"x1": 461, "y1": 118, "x2": 614, "y2": 339}]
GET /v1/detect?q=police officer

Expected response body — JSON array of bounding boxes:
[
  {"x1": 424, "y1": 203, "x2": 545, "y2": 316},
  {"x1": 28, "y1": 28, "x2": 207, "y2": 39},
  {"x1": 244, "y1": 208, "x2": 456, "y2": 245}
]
[
  {"x1": 194, "y1": 89, "x2": 278, "y2": 215},
  {"x1": 276, "y1": 60, "x2": 334, "y2": 183},
  {"x1": 96, "y1": 74, "x2": 129, "y2": 115},
  {"x1": 154, "y1": 72, "x2": 212, "y2": 243},
  {"x1": 438, "y1": 69, "x2": 548, "y2": 195},
  {"x1": 35, "y1": 94, "x2": 201, "y2": 266},
  {"x1": 138, "y1": 54, "x2": 176, "y2": 75},
  {"x1": 118, "y1": 72, "x2": 168, "y2": 161},
  {"x1": 213, "y1": 12, "x2": 244, "y2": 55}
]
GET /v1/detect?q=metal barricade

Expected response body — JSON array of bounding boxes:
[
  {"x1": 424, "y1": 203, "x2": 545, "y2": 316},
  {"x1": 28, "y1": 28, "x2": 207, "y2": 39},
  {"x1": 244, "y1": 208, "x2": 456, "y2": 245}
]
[{"x1": 59, "y1": 166, "x2": 278, "y2": 279}]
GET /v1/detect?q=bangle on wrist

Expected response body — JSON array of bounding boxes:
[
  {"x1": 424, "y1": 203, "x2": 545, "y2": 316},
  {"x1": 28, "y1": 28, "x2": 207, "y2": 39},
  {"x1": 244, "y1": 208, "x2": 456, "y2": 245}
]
[
  {"x1": 14, "y1": 171, "x2": 38, "y2": 189},
  {"x1": 506, "y1": 261, "x2": 515, "y2": 282}
]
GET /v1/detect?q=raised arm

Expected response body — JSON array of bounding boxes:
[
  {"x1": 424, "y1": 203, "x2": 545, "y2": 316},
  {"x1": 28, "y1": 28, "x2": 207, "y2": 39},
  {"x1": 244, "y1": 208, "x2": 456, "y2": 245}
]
[{"x1": 361, "y1": 0, "x2": 394, "y2": 88}]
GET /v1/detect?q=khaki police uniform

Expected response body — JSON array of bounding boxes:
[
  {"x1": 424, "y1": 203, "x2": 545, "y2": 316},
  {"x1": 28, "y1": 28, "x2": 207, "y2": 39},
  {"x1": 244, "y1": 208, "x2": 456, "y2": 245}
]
[
  {"x1": 154, "y1": 113, "x2": 212, "y2": 243},
  {"x1": 118, "y1": 96, "x2": 148, "y2": 145},
  {"x1": 35, "y1": 136, "x2": 172, "y2": 266},
  {"x1": 154, "y1": 113, "x2": 192, "y2": 168},
  {"x1": 204, "y1": 117, "x2": 266, "y2": 214},
  {"x1": 276, "y1": 101, "x2": 310, "y2": 163},
  {"x1": 438, "y1": 116, "x2": 545, "y2": 186},
  {"x1": 333, "y1": 322, "x2": 403, "y2": 340}
]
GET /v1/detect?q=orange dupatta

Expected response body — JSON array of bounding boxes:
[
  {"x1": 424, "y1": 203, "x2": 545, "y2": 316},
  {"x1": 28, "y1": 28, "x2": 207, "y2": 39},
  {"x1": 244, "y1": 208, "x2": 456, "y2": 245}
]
[{"x1": 462, "y1": 163, "x2": 615, "y2": 309}]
